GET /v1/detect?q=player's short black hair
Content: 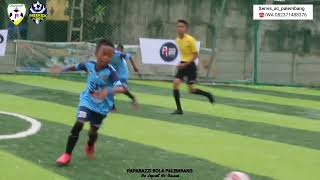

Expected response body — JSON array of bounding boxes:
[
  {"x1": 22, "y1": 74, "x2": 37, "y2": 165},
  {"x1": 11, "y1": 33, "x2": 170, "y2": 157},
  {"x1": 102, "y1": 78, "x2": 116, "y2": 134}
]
[
  {"x1": 117, "y1": 44, "x2": 124, "y2": 50},
  {"x1": 96, "y1": 39, "x2": 114, "y2": 51},
  {"x1": 177, "y1": 19, "x2": 189, "y2": 28}
]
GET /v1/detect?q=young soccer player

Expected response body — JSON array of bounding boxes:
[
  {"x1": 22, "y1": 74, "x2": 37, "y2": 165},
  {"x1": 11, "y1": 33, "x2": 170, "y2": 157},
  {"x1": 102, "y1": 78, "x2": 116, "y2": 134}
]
[
  {"x1": 116, "y1": 44, "x2": 140, "y2": 75},
  {"x1": 110, "y1": 44, "x2": 140, "y2": 111},
  {"x1": 53, "y1": 39, "x2": 125, "y2": 165},
  {"x1": 172, "y1": 20, "x2": 215, "y2": 115}
]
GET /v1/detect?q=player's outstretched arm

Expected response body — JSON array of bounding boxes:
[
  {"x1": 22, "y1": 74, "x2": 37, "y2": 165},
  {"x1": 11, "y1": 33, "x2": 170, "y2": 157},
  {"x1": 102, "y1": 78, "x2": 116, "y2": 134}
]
[
  {"x1": 129, "y1": 56, "x2": 139, "y2": 73},
  {"x1": 49, "y1": 63, "x2": 87, "y2": 75},
  {"x1": 49, "y1": 64, "x2": 66, "y2": 74},
  {"x1": 129, "y1": 56, "x2": 143, "y2": 78}
]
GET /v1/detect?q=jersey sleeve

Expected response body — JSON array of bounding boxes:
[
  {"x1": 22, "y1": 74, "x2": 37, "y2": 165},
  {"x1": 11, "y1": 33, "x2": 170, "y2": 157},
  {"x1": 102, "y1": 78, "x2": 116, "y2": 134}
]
[
  {"x1": 190, "y1": 38, "x2": 198, "y2": 53},
  {"x1": 120, "y1": 53, "x2": 130, "y2": 61},
  {"x1": 74, "y1": 62, "x2": 87, "y2": 71},
  {"x1": 124, "y1": 53, "x2": 131, "y2": 61}
]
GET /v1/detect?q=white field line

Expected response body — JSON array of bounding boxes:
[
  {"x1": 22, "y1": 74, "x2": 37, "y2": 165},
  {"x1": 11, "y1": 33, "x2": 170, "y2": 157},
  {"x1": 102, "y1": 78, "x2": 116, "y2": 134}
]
[{"x1": 0, "y1": 111, "x2": 41, "y2": 140}]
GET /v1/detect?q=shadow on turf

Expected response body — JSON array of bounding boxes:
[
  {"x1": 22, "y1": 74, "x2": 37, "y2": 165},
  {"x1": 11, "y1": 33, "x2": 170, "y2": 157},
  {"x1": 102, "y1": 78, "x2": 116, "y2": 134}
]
[
  {"x1": 0, "y1": 119, "x2": 272, "y2": 180},
  {"x1": 1, "y1": 80, "x2": 320, "y2": 150}
]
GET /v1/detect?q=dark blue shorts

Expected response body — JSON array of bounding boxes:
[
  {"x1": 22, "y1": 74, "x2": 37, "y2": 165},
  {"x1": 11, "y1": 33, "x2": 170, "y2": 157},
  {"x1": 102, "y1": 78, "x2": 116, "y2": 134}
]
[{"x1": 76, "y1": 106, "x2": 106, "y2": 127}]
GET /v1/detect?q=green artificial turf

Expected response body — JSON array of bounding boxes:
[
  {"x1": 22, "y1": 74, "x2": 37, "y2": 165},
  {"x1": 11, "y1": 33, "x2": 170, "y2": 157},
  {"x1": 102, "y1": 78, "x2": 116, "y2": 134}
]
[
  {"x1": 0, "y1": 114, "x2": 30, "y2": 135},
  {"x1": 0, "y1": 74, "x2": 319, "y2": 180}
]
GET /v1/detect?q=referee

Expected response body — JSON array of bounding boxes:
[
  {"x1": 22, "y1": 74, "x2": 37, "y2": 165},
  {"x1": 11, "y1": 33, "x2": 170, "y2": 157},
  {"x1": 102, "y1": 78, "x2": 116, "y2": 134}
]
[{"x1": 172, "y1": 19, "x2": 215, "y2": 115}]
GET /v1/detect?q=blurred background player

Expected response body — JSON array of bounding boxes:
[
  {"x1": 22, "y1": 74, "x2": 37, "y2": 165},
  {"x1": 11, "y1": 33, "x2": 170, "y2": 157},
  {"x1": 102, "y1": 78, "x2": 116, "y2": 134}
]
[
  {"x1": 116, "y1": 44, "x2": 140, "y2": 75},
  {"x1": 110, "y1": 44, "x2": 140, "y2": 111},
  {"x1": 172, "y1": 20, "x2": 215, "y2": 115},
  {"x1": 53, "y1": 39, "x2": 125, "y2": 165}
]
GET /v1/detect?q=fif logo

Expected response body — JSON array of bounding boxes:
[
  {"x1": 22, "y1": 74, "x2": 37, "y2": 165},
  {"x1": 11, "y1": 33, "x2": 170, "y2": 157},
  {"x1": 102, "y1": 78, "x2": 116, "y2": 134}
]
[
  {"x1": 28, "y1": 1, "x2": 48, "y2": 24},
  {"x1": 7, "y1": 4, "x2": 26, "y2": 26},
  {"x1": 159, "y1": 42, "x2": 178, "y2": 62}
]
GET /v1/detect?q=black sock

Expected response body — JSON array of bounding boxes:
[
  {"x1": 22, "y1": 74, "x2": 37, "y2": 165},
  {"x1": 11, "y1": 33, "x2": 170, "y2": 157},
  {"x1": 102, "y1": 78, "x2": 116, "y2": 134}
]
[
  {"x1": 192, "y1": 88, "x2": 212, "y2": 99},
  {"x1": 65, "y1": 122, "x2": 83, "y2": 154},
  {"x1": 87, "y1": 130, "x2": 98, "y2": 147},
  {"x1": 124, "y1": 90, "x2": 135, "y2": 101},
  {"x1": 66, "y1": 135, "x2": 78, "y2": 154},
  {"x1": 173, "y1": 89, "x2": 182, "y2": 111}
]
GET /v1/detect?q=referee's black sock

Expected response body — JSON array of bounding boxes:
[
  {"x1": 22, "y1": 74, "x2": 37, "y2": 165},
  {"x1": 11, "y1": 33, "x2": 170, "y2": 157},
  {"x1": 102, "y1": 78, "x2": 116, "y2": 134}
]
[
  {"x1": 173, "y1": 89, "x2": 182, "y2": 111},
  {"x1": 192, "y1": 88, "x2": 214, "y2": 103}
]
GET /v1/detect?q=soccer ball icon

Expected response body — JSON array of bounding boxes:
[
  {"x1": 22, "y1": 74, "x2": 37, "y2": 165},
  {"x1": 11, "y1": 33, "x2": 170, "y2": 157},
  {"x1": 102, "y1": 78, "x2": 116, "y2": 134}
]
[
  {"x1": 28, "y1": 1, "x2": 47, "y2": 24},
  {"x1": 9, "y1": 9, "x2": 24, "y2": 22},
  {"x1": 7, "y1": 4, "x2": 26, "y2": 25},
  {"x1": 32, "y1": 1, "x2": 43, "y2": 12},
  {"x1": 30, "y1": 1, "x2": 46, "y2": 14}
]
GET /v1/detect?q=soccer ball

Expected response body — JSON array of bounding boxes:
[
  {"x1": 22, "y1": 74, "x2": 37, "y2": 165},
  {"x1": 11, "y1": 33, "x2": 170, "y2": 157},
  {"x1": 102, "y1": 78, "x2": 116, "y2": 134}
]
[
  {"x1": 9, "y1": 9, "x2": 24, "y2": 22},
  {"x1": 32, "y1": 1, "x2": 44, "y2": 12},
  {"x1": 224, "y1": 171, "x2": 250, "y2": 180}
]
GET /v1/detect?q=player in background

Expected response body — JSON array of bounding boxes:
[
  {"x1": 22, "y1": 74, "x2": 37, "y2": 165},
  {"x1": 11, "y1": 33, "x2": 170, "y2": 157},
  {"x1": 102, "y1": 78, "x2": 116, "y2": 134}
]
[
  {"x1": 172, "y1": 20, "x2": 215, "y2": 115},
  {"x1": 52, "y1": 39, "x2": 125, "y2": 165},
  {"x1": 116, "y1": 44, "x2": 140, "y2": 75},
  {"x1": 110, "y1": 44, "x2": 140, "y2": 111}
]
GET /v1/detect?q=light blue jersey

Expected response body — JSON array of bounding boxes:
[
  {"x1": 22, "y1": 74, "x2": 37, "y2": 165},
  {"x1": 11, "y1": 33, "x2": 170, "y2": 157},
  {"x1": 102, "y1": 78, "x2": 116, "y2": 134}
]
[
  {"x1": 75, "y1": 61, "x2": 121, "y2": 115},
  {"x1": 110, "y1": 51, "x2": 131, "y2": 82}
]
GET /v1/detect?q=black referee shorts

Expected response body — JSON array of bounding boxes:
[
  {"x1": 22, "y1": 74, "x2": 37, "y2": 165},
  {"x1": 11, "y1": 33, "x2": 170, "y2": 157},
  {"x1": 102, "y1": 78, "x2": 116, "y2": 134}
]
[{"x1": 175, "y1": 61, "x2": 197, "y2": 85}]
